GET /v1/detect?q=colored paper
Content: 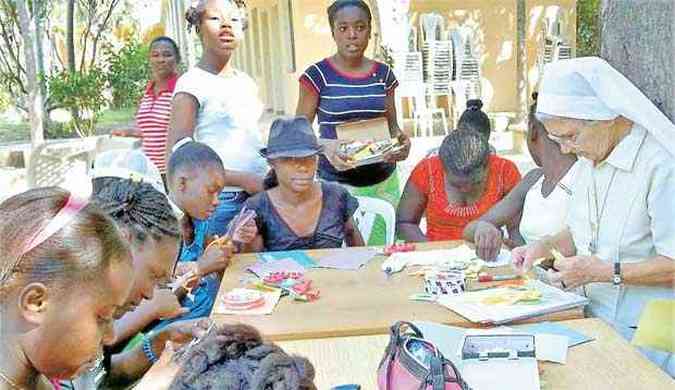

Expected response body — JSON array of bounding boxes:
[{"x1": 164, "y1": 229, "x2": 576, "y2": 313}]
[
  {"x1": 317, "y1": 248, "x2": 378, "y2": 270},
  {"x1": 631, "y1": 299, "x2": 675, "y2": 353},
  {"x1": 246, "y1": 258, "x2": 306, "y2": 278},
  {"x1": 513, "y1": 321, "x2": 594, "y2": 348},
  {"x1": 535, "y1": 334, "x2": 569, "y2": 364},
  {"x1": 257, "y1": 250, "x2": 317, "y2": 268}
]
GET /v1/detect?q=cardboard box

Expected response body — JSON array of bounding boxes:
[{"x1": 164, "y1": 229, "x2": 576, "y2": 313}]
[{"x1": 335, "y1": 118, "x2": 403, "y2": 167}]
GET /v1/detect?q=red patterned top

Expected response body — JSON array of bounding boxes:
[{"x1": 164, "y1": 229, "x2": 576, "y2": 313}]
[
  {"x1": 135, "y1": 73, "x2": 178, "y2": 173},
  {"x1": 408, "y1": 154, "x2": 521, "y2": 241}
]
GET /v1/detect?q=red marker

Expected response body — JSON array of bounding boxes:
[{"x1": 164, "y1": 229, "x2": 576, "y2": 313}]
[{"x1": 478, "y1": 273, "x2": 521, "y2": 283}]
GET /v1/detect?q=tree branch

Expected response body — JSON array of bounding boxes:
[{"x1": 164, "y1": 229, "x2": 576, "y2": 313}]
[{"x1": 89, "y1": 0, "x2": 121, "y2": 69}]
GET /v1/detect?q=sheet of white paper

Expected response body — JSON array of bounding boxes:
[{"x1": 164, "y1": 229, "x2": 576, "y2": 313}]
[
  {"x1": 460, "y1": 359, "x2": 540, "y2": 390},
  {"x1": 535, "y1": 334, "x2": 569, "y2": 364},
  {"x1": 482, "y1": 249, "x2": 512, "y2": 268}
]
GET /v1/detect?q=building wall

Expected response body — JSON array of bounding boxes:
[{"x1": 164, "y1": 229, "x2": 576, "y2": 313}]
[{"x1": 236, "y1": 0, "x2": 575, "y2": 120}]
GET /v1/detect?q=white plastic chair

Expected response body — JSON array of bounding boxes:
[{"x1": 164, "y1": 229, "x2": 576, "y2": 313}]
[{"x1": 353, "y1": 196, "x2": 396, "y2": 245}]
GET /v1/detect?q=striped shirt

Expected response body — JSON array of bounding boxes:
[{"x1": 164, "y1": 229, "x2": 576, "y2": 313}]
[
  {"x1": 300, "y1": 58, "x2": 399, "y2": 187},
  {"x1": 136, "y1": 74, "x2": 177, "y2": 173}
]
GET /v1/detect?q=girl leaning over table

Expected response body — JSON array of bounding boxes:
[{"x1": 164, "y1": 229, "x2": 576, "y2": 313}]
[
  {"x1": 513, "y1": 57, "x2": 675, "y2": 376},
  {"x1": 296, "y1": 0, "x2": 411, "y2": 245}
]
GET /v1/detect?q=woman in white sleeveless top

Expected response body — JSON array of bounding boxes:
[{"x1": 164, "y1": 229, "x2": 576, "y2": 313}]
[{"x1": 463, "y1": 93, "x2": 578, "y2": 261}]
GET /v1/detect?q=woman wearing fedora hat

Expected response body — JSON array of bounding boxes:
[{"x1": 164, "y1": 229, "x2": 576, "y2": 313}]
[{"x1": 245, "y1": 117, "x2": 365, "y2": 252}]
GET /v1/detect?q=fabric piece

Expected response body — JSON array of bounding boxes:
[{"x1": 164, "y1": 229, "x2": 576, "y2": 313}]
[
  {"x1": 408, "y1": 154, "x2": 521, "y2": 241},
  {"x1": 173, "y1": 67, "x2": 268, "y2": 191},
  {"x1": 520, "y1": 162, "x2": 579, "y2": 244},
  {"x1": 316, "y1": 248, "x2": 378, "y2": 270},
  {"x1": 245, "y1": 182, "x2": 359, "y2": 251},
  {"x1": 301, "y1": 58, "x2": 398, "y2": 186},
  {"x1": 631, "y1": 299, "x2": 675, "y2": 353},
  {"x1": 136, "y1": 73, "x2": 177, "y2": 173},
  {"x1": 349, "y1": 168, "x2": 401, "y2": 245},
  {"x1": 537, "y1": 57, "x2": 675, "y2": 157}
]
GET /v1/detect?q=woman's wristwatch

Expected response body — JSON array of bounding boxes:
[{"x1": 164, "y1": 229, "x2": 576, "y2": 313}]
[{"x1": 613, "y1": 262, "x2": 623, "y2": 286}]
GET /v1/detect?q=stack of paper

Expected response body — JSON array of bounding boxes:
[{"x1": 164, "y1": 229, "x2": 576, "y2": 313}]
[{"x1": 437, "y1": 280, "x2": 589, "y2": 325}]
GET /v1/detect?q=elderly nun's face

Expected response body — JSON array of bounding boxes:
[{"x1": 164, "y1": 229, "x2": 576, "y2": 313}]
[{"x1": 536, "y1": 113, "x2": 617, "y2": 162}]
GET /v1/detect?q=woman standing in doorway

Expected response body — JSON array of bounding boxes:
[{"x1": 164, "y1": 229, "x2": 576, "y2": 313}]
[
  {"x1": 167, "y1": 0, "x2": 266, "y2": 240},
  {"x1": 296, "y1": 0, "x2": 411, "y2": 245}
]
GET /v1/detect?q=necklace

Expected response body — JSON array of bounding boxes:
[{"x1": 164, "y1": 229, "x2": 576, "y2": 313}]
[
  {"x1": 0, "y1": 370, "x2": 21, "y2": 389},
  {"x1": 587, "y1": 168, "x2": 618, "y2": 254}
]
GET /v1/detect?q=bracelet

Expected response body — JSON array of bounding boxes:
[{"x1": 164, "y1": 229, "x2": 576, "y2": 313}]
[{"x1": 142, "y1": 334, "x2": 159, "y2": 364}]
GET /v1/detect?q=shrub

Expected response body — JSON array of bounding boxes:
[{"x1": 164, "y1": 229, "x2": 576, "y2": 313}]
[
  {"x1": 46, "y1": 68, "x2": 108, "y2": 137},
  {"x1": 105, "y1": 40, "x2": 151, "y2": 109}
]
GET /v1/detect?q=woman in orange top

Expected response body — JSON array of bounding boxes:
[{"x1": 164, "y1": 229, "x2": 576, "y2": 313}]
[{"x1": 397, "y1": 129, "x2": 521, "y2": 241}]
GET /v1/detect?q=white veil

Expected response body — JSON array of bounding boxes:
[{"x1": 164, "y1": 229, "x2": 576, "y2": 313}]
[{"x1": 537, "y1": 56, "x2": 675, "y2": 157}]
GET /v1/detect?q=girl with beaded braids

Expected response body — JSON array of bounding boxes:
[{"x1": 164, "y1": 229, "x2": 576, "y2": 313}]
[
  {"x1": 61, "y1": 179, "x2": 207, "y2": 389},
  {"x1": 397, "y1": 129, "x2": 522, "y2": 243},
  {"x1": 167, "y1": 0, "x2": 267, "y2": 246}
]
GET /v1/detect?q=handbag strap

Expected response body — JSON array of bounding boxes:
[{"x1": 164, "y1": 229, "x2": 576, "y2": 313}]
[{"x1": 429, "y1": 356, "x2": 445, "y2": 390}]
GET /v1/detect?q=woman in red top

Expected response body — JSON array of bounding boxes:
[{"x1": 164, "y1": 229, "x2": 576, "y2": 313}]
[
  {"x1": 397, "y1": 129, "x2": 521, "y2": 241},
  {"x1": 112, "y1": 36, "x2": 180, "y2": 176}
]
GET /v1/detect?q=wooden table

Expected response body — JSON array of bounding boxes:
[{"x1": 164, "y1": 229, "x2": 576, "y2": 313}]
[
  {"x1": 278, "y1": 318, "x2": 674, "y2": 390},
  {"x1": 211, "y1": 241, "x2": 583, "y2": 341}
]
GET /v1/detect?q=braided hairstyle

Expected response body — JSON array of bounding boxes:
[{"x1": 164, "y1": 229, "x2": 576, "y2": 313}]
[
  {"x1": 439, "y1": 128, "x2": 490, "y2": 177},
  {"x1": 327, "y1": 0, "x2": 372, "y2": 30},
  {"x1": 457, "y1": 99, "x2": 491, "y2": 139},
  {"x1": 93, "y1": 178, "x2": 180, "y2": 244},
  {"x1": 186, "y1": 0, "x2": 249, "y2": 33},
  {"x1": 0, "y1": 187, "x2": 130, "y2": 300},
  {"x1": 170, "y1": 324, "x2": 316, "y2": 390}
]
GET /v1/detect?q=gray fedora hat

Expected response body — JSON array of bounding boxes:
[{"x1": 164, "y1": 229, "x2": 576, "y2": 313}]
[{"x1": 260, "y1": 116, "x2": 323, "y2": 159}]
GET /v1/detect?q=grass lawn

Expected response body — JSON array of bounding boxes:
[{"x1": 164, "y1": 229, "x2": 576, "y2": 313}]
[{"x1": 0, "y1": 107, "x2": 136, "y2": 144}]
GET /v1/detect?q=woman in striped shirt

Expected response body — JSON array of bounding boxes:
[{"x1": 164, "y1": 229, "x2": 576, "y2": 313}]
[
  {"x1": 112, "y1": 36, "x2": 180, "y2": 179},
  {"x1": 296, "y1": 0, "x2": 411, "y2": 245}
]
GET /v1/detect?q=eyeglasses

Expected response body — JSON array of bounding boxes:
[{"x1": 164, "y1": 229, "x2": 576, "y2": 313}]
[{"x1": 547, "y1": 132, "x2": 578, "y2": 146}]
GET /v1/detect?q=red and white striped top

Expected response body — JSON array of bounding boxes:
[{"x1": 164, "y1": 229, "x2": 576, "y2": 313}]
[{"x1": 136, "y1": 74, "x2": 177, "y2": 173}]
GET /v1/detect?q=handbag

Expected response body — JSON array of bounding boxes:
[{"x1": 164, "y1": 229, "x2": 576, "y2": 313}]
[{"x1": 377, "y1": 321, "x2": 471, "y2": 390}]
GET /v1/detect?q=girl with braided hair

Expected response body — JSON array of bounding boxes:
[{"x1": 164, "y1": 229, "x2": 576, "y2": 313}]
[
  {"x1": 62, "y1": 178, "x2": 207, "y2": 389},
  {"x1": 0, "y1": 187, "x2": 133, "y2": 388},
  {"x1": 397, "y1": 129, "x2": 521, "y2": 243},
  {"x1": 136, "y1": 324, "x2": 316, "y2": 390}
]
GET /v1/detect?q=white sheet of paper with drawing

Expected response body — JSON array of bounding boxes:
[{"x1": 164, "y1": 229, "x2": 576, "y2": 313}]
[{"x1": 437, "y1": 280, "x2": 589, "y2": 325}]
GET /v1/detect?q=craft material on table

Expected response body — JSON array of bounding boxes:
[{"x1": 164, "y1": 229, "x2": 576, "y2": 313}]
[
  {"x1": 222, "y1": 288, "x2": 266, "y2": 310},
  {"x1": 257, "y1": 250, "x2": 318, "y2": 268},
  {"x1": 246, "y1": 258, "x2": 306, "y2": 278},
  {"x1": 316, "y1": 248, "x2": 378, "y2": 270},
  {"x1": 262, "y1": 272, "x2": 320, "y2": 302},
  {"x1": 423, "y1": 270, "x2": 465, "y2": 296},
  {"x1": 459, "y1": 334, "x2": 540, "y2": 390},
  {"x1": 382, "y1": 242, "x2": 416, "y2": 256},
  {"x1": 381, "y1": 245, "x2": 511, "y2": 275},
  {"x1": 534, "y1": 333, "x2": 569, "y2": 364},
  {"x1": 631, "y1": 299, "x2": 675, "y2": 352},
  {"x1": 478, "y1": 273, "x2": 521, "y2": 282},
  {"x1": 437, "y1": 280, "x2": 589, "y2": 325},
  {"x1": 512, "y1": 321, "x2": 595, "y2": 348},
  {"x1": 213, "y1": 288, "x2": 281, "y2": 316}
]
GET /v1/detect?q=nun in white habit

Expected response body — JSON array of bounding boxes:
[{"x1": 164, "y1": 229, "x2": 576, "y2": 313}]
[{"x1": 512, "y1": 57, "x2": 675, "y2": 375}]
